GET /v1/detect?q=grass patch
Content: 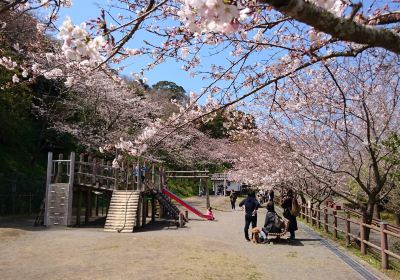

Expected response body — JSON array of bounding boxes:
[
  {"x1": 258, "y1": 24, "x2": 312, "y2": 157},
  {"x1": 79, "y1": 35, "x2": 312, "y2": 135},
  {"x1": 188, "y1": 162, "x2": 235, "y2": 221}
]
[{"x1": 380, "y1": 211, "x2": 397, "y2": 225}]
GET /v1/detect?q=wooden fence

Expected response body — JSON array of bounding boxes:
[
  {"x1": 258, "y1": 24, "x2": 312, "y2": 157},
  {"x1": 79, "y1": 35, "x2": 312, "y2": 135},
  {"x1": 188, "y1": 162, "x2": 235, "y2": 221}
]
[{"x1": 300, "y1": 204, "x2": 400, "y2": 270}]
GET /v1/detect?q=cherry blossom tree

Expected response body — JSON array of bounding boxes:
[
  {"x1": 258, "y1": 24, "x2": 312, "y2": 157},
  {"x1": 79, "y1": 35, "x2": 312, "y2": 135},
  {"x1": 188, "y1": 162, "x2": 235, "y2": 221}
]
[
  {"x1": 231, "y1": 49, "x2": 400, "y2": 239},
  {"x1": 2, "y1": 1, "x2": 400, "y2": 223}
]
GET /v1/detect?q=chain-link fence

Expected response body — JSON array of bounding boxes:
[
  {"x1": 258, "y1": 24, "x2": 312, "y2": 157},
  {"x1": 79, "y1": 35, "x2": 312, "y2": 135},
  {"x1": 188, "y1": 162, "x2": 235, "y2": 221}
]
[{"x1": 0, "y1": 176, "x2": 45, "y2": 216}]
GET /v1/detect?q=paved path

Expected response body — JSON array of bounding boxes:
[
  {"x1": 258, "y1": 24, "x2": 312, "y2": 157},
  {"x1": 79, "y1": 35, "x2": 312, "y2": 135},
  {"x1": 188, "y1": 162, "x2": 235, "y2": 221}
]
[
  {"x1": 180, "y1": 196, "x2": 385, "y2": 280},
  {"x1": 0, "y1": 196, "x2": 388, "y2": 280}
]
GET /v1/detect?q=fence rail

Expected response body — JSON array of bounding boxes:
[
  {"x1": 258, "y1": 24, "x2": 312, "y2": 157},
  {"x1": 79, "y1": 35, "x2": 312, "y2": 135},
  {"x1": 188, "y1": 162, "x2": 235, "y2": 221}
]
[
  {"x1": 343, "y1": 206, "x2": 400, "y2": 234},
  {"x1": 300, "y1": 204, "x2": 400, "y2": 270}
]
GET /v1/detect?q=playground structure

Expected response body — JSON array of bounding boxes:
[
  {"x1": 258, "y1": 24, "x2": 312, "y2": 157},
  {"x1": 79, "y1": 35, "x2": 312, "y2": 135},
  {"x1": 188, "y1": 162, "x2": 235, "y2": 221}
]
[{"x1": 41, "y1": 152, "x2": 214, "y2": 232}]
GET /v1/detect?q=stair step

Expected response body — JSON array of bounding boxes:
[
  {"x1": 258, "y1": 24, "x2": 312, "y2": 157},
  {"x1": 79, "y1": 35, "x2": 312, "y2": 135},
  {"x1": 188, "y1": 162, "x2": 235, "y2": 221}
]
[
  {"x1": 110, "y1": 199, "x2": 139, "y2": 202},
  {"x1": 105, "y1": 221, "x2": 136, "y2": 225},
  {"x1": 111, "y1": 195, "x2": 140, "y2": 198},
  {"x1": 108, "y1": 208, "x2": 138, "y2": 212},
  {"x1": 104, "y1": 229, "x2": 133, "y2": 233},
  {"x1": 108, "y1": 206, "x2": 138, "y2": 209},
  {"x1": 112, "y1": 195, "x2": 140, "y2": 197},
  {"x1": 110, "y1": 200, "x2": 139, "y2": 205},
  {"x1": 109, "y1": 204, "x2": 138, "y2": 209},
  {"x1": 105, "y1": 225, "x2": 135, "y2": 229},
  {"x1": 113, "y1": 191, "x2": 140, "y2": 193},
  {"x1": 107, "y1": 213, "x2": 136, "y2": 218},
  {"x1": 107, "y1": 208, "x2": 138, "y2": 211},
  {"x1": 111, "y1": 195, "x2": 140, "y2": 197},
  {"x1": 105, "y1": 218, "x2": 136, "y2": 222},
  {"x1": 106, "y1": 213, "x2": 136, "y2": 217},
  {"x1": 105, "y1": 224, "x2": 135, "y2": 228}
]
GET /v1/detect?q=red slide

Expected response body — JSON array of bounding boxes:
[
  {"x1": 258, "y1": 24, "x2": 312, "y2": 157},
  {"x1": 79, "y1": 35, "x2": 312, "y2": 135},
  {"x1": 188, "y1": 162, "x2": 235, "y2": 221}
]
[{"x1": 162, "y1": 188, "x2": 213, "y2": 220}]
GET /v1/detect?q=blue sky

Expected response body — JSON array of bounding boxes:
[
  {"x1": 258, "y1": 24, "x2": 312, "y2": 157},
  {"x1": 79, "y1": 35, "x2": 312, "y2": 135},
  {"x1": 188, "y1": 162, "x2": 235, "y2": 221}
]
[{"x1": 56, "y1": 1, "x2": 217, "y2": 98}]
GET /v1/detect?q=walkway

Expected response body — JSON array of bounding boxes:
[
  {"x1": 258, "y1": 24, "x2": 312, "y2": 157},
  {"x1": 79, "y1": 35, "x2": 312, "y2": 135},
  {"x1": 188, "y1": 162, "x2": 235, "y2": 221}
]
[
  {"x1": 180, "y1": 196, "x2": 386, "y2": 280},
  {"x1": 0, "y1": 196, "x2": 388, "y2": 280}
]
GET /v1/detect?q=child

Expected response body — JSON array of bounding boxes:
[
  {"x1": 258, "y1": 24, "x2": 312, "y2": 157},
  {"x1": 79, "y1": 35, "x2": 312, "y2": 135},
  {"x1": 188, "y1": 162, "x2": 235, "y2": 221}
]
[{"x1": 206, "y1": 207, "x2": 215, "y2": 220}]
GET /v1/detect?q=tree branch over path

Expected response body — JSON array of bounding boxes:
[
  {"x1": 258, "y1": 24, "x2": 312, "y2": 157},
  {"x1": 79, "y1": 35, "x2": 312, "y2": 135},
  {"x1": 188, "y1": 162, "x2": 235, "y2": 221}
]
[{"x1": 262, "y1": 0, "x2": 400, "y2": 54}]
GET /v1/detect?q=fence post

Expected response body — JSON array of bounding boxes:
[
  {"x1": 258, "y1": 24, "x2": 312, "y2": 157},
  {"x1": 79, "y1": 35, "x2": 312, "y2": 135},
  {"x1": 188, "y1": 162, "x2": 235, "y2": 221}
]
[
  {"x1": 345, "y1": 211, "x2": 350, "y2": 246},
  {"x1": 380, "y1": 222, "x2": 389, "y2": 270},
  {"x1": 100, "y1": 159, "x2": 105, "y2": 188},
  {"x1": 360, "y1": 222, "x2": 366, "y2": 254},
  {"x1": 92, "y1": 158, "x2": 97, "y2": 185},
  {"x1": 44, "y1": 152, "x2": 53, "y2": 226},
  {"x1": 324, "y1": 208, "x2": 328, "y2": 233},
  {"x1": 66, "y1": 152, "x2": 75, "y2": 226},
  {"x1": 78, "y1": 153, "x2": 84, "y2": 184},
  {"x1": 306, "y1": 206, "x2": 309, "y2": 223},
  {"x1": 87, "y1": 155, "x2": 93, "y2": 185},
  {"x1": 152, "y1": 164, "x2": 155, "y2": 184},
  {"x1": 141, "y1": 195, "x2": 146, "y2": 227},
  {"x1": 137, "y1": 161, "x2": 142, "y2": 191},
  {"x1": 317, "y1": 207, "x2": 321, "y2": 228},
  {"x1": 333, "y1": 210, "x2": 338, "y2": 239},
  {"x1": 311, "y1": 205, "x2": 314, "y2": 226},
  {"x1": 151, "y1": 197, "x2": 156, "y2": 222},
  {"x1": 107, "y1": 160, "x2": 112, "y2": 189},
  {"x1": 114, "y1": 159, "x2": 119, "y2": 190}
]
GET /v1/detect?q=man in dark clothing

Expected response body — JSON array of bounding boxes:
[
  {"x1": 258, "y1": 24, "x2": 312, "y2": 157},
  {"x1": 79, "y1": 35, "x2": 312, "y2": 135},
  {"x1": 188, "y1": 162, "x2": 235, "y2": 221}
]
[
  {"x1": 229, "y1": 190, "x2": 237, "y2": 210},
  {"x1": 281, "y1": 189, "x2": 298, "y2": 240},
  {"x1": 268, "y1": 190, "x2": 274, "y2": 202},
  {"x1": 239, "y1": 191, "x2": 260, "y2": 241}
]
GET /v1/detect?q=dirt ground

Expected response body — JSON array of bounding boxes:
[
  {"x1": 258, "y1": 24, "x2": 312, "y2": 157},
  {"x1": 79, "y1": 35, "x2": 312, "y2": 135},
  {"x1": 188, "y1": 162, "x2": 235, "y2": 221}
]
[{"x1": 0, "y1": 196, "x2": 388, "y2": 280}]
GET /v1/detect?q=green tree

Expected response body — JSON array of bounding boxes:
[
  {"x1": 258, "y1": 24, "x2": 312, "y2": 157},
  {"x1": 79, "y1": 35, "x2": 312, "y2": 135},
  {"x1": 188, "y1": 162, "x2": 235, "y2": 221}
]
[
  {"x1": 382, "y1": 132, "x2": 400, "y2": 225},
  {"x1": 152, "y1": 81, "x2": 188, "y2": 104}
]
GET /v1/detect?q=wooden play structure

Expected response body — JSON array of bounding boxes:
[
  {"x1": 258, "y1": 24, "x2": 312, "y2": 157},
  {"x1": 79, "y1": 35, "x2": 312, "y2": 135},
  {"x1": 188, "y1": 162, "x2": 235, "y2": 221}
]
[{"x1": 40, "y1": 152, "x2": 188, "y2": 232}]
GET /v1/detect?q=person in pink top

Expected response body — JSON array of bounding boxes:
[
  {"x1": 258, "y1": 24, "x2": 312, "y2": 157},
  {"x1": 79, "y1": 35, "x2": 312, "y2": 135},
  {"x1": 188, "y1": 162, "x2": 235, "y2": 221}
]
[{"x1": 206, "y1": 207, "x2": 215, "y2": 220}]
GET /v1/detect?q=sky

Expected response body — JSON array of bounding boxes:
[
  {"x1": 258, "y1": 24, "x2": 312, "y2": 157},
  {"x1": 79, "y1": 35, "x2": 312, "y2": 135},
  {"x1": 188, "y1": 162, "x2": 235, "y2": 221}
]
[{"x1": 56, "y1": 0, "x2": 218, "y2": 98}]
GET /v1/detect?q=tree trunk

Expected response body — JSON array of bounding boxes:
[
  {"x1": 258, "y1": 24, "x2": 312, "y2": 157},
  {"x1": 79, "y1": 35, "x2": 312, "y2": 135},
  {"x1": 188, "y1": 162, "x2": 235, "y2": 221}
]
[
  {"x1": 373, "y1": 203, "x2": 381, "y2": 220},
  {"x1": 362, "y1": 202, "x2": 375, "y2": 241},
  {"x1": 299, "y1": 193, "x2": 306, "y2": 205},
  {"x1": 395, "y1": 213, "x2": 400, "y2": 226}
]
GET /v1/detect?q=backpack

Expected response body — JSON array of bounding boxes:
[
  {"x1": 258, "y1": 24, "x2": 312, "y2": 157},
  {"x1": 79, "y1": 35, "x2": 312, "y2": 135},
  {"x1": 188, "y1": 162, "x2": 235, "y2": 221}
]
[
  {"x1": 290, "y1": 198, "x2": 300, "y2": 217},
  {"x1": 273, "y1": 213, "x2": 281, "y2": 229}
]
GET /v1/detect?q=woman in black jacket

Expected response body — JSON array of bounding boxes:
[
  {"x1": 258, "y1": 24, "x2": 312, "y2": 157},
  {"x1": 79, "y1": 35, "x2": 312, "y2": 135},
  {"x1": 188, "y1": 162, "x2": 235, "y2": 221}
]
[{"x1": 281, "y1": 189, "x2": 298, "y2": 240}]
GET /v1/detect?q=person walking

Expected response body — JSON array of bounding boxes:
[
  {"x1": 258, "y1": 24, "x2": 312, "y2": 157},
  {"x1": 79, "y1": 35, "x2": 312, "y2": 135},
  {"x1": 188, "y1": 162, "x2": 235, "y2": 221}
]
[
  {"x1": 281, "y1": 189, "x2": 298, "y2": 240},
  {"x1": 268, "y1": 190, "x2": 274, "y2": 202},
  {"x1": 230, "y1": 190, "x2": 237, "y2": 210},
  {"x1": 239, "y1": 191, "x2": 260, "y2": 241}
]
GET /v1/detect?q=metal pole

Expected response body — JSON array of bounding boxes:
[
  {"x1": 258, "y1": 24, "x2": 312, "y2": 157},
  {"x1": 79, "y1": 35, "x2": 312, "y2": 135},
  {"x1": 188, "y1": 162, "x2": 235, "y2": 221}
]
[
  {"x1": 66, "y1": 152, "x2": 75, "y2": 226},
  {"x1": 44, "y1": 152, "x2": 53, "y2": 226}
]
